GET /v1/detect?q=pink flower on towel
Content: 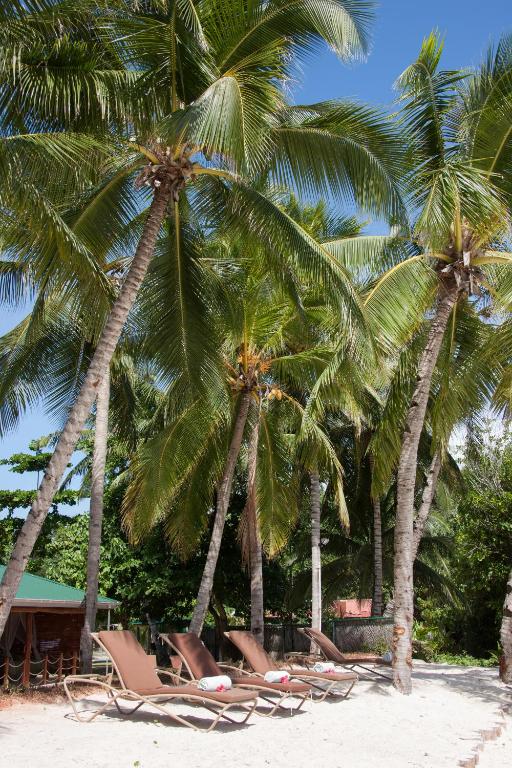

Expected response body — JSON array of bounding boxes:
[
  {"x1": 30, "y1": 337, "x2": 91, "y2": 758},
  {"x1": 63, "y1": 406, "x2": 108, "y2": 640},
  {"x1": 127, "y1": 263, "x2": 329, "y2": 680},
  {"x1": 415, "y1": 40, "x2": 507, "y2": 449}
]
[
  {"x1": 216, "y1": 684, "x2": 226, "y2": 691},
  {"x1": 280, "y1": 675, "x2": 289, "y2": 683}
]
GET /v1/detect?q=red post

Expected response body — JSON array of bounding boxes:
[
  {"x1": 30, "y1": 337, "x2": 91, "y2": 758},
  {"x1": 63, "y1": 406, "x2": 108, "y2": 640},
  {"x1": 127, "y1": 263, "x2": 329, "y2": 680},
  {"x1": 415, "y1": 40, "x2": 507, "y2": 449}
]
[
  {"x1": 42, "y1": 654, "x2": 48, "y2": 685},
  {"x1": 57, "y1": 653, "x2": 63, "y2": 682}
]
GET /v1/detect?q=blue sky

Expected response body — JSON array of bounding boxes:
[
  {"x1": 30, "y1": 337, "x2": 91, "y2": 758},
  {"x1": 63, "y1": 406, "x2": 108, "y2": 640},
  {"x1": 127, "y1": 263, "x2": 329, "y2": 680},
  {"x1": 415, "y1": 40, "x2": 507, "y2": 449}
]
[{"x1": 0, "y1": 0, "x2": 510, "y2": 514}]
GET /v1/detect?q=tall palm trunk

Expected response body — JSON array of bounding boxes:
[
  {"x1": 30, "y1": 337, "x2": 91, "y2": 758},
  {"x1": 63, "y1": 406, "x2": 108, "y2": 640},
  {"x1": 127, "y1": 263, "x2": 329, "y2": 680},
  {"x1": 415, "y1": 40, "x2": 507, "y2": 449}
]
[
  {"x1": 369, "y1": 455, "x2": 383, "y2": 617},
  {"x1": 80, "y1": 368, "x2": 110, "y2": 674},
  {"x1": 310, "y1": 471, "x2": 322, "y2": 653},
  {"x1": 371, "y1": 509, "x2": 383, "y2": 616},
  {"x1": 393, "y1": 282, "x2": 458, "y2": 694},
  {"x1": 189, "y1": 391, "x2": 251, "y2": 636},
  {"x1": 0, "y1": 183, "x2": 172, "y2": 637},
  {"x1": 500, "y1": 567, "x2": 512, "y2": 683},
  {"x1": 247, "y1": 419, "x2": 263, "y2": 639},
  {"x1": 411, "y1": 451, "x2": 442, "y2": 561}
]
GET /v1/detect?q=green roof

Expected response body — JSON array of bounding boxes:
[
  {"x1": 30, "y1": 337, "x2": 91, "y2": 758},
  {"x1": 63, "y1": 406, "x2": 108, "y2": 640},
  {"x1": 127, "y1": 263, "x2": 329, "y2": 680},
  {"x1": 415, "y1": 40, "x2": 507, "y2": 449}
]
[{"x1": 0, "y1": 565, "x2": 119, "y2": 610}]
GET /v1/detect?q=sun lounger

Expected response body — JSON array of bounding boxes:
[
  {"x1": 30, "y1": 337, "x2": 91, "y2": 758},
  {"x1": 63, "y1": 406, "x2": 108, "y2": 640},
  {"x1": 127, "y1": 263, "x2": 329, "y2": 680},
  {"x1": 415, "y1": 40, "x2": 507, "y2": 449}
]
[
  {"x1": 224, "y1": 630, "x2": 358, "y2": 702},
  {"x1": 161, "y1": 631, "x2": 312, "y2": 716},
  {"x1": 63, "y1": 630, "x2": 258, "y2": 731},
  {"x1": 299, "y1": 627, "x2": 392, "y2": 681}
]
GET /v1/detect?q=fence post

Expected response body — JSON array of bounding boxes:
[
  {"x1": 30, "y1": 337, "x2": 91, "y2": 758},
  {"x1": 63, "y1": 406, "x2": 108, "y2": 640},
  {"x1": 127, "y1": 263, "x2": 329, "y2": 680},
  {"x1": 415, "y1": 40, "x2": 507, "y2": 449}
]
[
  {"x1": 57, "y1": 653, "x2": 63, "y2": 682},
  {"x1": 42, "y1": 654, "x2": 48, "y2": 685},
  {"x1": 71, "y1": 651, "x2": 78, "y2": 676},
  {"x1": 2, "y1": 658, "x2": 9, "y2": 691}
]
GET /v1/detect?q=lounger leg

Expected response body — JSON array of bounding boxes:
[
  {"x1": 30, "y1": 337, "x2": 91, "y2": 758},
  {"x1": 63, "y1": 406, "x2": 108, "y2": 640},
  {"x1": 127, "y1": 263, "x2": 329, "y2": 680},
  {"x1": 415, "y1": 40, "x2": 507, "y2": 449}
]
[
  {"x1": 351, "y1": 664, "x2": 392, "y2": 681},
  {"x1": 200, "y1": 699, "x2": 258, "y2": 732},
  {"x1": 294, "y1": 692, "x2": 309, "y2": 711},
  {"x1": 309, "y1": 677, "x2": 357, "y2": 702},
  {"x1": 201, "y1": 702, "x2": 239, "y2": 725},
  {"x1": 64, "y1": 675, "x2": 123, "y2": 723},
  {"x1": 302, "y1": 679, "x2": 336, "y2": 703},
  {"x1": 257, "y1": 692, "x2": 308, "y2": 716},
  {"x1": 255, "y1": 693, "x2": 282, "y2": 717},
  {"x1": 114, "y1": 699, "x2": 145, "y2": 716}
]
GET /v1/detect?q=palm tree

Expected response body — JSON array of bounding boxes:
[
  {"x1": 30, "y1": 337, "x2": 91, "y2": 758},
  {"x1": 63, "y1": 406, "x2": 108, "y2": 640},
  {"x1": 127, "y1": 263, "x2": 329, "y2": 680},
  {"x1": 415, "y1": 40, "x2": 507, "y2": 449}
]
[
  {"x1": 366, "y1": 33, "x2": 512, "y2": 692},
  {"x1": 309, "y1": 470, "x2": 323, "y2": 638},
  {"x1": 287, "y1": 429, "x2": 458, "y2": 617},
  {"x1": 190, "y1": 390, "x2": 253, "y2": 635},
  {"x1": 369, "y1": 454, "x2": 383, "y2": 615},
  {"x1": 122, "y1": 236, "x2": 348, "y2": 635},
  {"x1": 244, "y1": 414, "x2": 264, "y2": 638},
  {"x1": 0, "y1": 0, "x2": 405, "y2": 637},
  {"x1": 80, "y1": 368, "x2": 110, "y2": 674}
]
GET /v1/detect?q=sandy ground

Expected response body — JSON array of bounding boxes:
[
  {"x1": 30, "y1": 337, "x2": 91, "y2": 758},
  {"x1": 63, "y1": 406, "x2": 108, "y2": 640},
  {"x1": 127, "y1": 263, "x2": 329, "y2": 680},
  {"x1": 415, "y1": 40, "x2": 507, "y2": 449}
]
[{"x1": 1, "y1": 663, "x2": 511, "y2": 768}]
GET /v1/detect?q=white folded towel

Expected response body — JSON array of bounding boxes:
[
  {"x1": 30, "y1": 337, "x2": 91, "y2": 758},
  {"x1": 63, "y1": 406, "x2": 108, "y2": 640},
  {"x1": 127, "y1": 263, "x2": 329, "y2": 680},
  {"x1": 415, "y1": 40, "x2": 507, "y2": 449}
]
[
  {"x1": 197, "y1": 675, "x2": 232, "y2": 692},
  {"x1": 312, "y1": 662, "x2": 336, "y2": 673},
  {"x1": 263, "y1": 670, "x2": 290, "y2": 684}
]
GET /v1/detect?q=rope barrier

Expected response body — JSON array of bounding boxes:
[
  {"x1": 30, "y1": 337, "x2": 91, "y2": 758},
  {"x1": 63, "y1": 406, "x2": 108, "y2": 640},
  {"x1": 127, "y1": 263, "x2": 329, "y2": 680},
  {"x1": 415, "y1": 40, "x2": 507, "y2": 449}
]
[{"x1": 1, "y1": 652, "x2": 80, "y2": 691}]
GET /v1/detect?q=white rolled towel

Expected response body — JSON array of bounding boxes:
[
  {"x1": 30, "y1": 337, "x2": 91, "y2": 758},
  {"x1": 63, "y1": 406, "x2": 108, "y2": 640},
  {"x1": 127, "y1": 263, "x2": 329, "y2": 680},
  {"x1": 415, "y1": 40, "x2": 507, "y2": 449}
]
[
  {"x1": 263, "y1": 670, "x2": 290, "y2": 684},
  {"x1": 312, "y1": 662, "x2": 336, "y2": 673},
  {"x1": 197, "y1": 675, "x2": 232, "y2": 692}
]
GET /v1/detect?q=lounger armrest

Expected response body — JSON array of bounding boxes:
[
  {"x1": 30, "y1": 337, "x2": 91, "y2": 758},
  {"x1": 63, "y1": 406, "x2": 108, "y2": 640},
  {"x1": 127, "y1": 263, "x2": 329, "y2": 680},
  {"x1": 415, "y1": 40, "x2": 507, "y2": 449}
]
[
  {"x1": 156, "y1": 668, "x2": 191, "y2": 686},
  {"x1": 217, "y1": 662, "x2": 245, "y2": 674},
  {"x1": 284, "y1": 652, "x2": 322, "y2": 668},
  {"x1": 63, "y1": 674, "x2": 121, "y2": 698}
]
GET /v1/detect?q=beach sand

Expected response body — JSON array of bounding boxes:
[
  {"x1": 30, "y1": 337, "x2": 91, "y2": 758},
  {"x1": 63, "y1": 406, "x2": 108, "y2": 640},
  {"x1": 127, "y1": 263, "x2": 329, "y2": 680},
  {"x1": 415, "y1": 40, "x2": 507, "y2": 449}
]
[{"x1": 1, "y1": 662, "x2": 510, "y2": 768}]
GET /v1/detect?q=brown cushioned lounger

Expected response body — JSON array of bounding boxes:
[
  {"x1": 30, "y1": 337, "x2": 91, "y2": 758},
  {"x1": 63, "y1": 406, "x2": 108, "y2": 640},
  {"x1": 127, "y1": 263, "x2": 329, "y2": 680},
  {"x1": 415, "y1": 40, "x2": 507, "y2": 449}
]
[
  {"x1": 300, "y1": 627, "x2": 392, "y2": 681},
  {"x1": 224, "y1": 630, "x2": 358, "y2": 702},
  {"x1": 63, "y1": 630, "x2": 257, "y2": 731},
  {"x1": 162, "y1": 632, "x2": 312, "y2": 716}
]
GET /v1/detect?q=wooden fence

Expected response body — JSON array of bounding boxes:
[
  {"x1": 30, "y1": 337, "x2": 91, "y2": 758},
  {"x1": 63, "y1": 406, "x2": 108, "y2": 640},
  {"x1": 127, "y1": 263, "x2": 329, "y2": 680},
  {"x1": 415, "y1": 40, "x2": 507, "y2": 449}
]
[{"x1": 131, "y1": 618, "x2": 394, "y2": 661}]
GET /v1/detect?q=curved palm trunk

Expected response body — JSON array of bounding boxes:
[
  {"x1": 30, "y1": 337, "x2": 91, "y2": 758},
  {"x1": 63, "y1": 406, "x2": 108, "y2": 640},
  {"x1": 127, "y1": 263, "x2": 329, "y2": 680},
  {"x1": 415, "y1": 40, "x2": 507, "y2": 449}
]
[
  {"x1": 411, "y1": 451, "x2": 442, "y2": 562},
  {"x1": 500, "y1": 567, "x2": 512, "y2": 683},
  {"x1": 247, "y1": 419, "x2": 263, "y2": 639},
  {"x1": 189, "y1": 391, "x2": 251, "y2": 636},
  {"x1": 0, "y1": 183, "x2": 172, "y2": 638},
  {"x1": 80, "y1": 369, "x2": 110, "y2": 674},
  {"x1": 382, "y1": 452, "x2": 442, "y2": 617},
  {"x1": 393, "y1": 283, "x2": 458, "y2": 694},
  {"x1": 310, "y1": 471, "x2": 322, "y2": 653}
]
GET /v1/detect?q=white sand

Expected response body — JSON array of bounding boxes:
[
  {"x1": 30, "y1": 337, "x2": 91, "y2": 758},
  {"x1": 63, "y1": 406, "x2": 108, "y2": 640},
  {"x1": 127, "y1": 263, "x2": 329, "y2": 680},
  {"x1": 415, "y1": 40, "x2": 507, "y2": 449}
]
[{"x1": 1, "y1": 663, "x2": 510, "y2": 768}]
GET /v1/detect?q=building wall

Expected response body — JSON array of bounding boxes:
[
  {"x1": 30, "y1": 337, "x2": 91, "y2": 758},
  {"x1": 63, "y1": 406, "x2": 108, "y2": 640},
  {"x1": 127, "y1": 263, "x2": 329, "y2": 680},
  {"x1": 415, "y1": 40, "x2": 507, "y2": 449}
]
[{"x1": 35, "y1": 611, "x2": 84, "y2": 654}]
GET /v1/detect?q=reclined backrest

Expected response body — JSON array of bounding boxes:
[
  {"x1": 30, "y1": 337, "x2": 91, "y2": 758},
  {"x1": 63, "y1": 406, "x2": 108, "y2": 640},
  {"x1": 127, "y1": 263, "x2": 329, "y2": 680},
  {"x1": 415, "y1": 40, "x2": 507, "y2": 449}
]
[
  {"x1": 226, "y1": 631, "x2": 277, "y2": 674},
  {"x1": 303, "y1": 627, "x2": 345, "y2": 663},
  {"x1": 97, "y1": 630, "x2": 162, "y2": 691},
  {"x1": 167, "y1": 632, "x2": 220, "y2": 679}
]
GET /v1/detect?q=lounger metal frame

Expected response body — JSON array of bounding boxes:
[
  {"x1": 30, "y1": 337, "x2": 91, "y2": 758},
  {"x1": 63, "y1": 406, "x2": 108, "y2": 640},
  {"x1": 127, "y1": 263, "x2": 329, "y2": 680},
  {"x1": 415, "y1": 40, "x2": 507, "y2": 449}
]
[
  {"x1": 298, "y1": 627, "x2": 392, "y2": 682},
  {"x1": 63, "y1": 633, "x2": 257, "y2": 732},
  {"x1": 223, "y1": 631, "x2": 357, "y2": 703},
  {"x1": 161, "y1": 633, "x2": 310, "y2": 717}
]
